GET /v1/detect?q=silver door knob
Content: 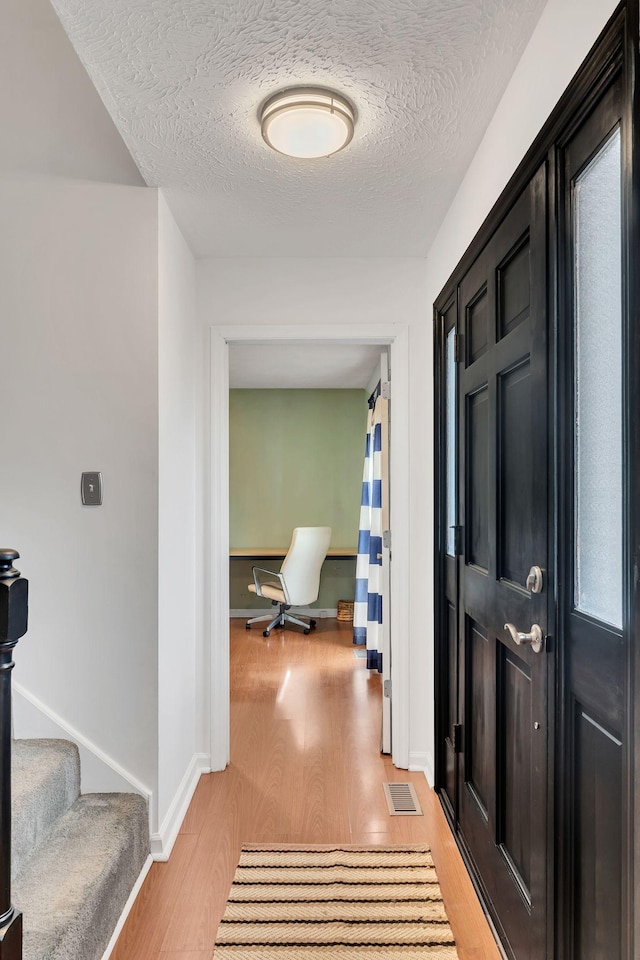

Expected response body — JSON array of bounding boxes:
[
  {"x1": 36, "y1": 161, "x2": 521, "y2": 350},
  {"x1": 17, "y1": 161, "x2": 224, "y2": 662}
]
[{"x1": 504, "y1": 622, "x2": 544, "y2": 654}]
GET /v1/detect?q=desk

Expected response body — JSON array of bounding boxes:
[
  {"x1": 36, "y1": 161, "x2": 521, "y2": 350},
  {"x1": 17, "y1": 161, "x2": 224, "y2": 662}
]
[
  {"x1": 229, "y1": 549, "x2": 357, "y2": 612},
  {"x1": 230, "y1": 547, "x2": 357, "y2": 560}
]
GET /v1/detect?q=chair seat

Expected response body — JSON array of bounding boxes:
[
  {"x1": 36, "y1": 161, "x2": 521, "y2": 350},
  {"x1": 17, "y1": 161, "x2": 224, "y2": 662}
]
[{"x1": 248, "y1": 582, "x2": 286, "y2": 603}]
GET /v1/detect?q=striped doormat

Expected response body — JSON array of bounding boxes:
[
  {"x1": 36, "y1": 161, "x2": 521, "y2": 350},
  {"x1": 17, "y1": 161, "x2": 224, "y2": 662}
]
[{"x1": 214, "y1": 844, "x2": 459, "y2": 958}]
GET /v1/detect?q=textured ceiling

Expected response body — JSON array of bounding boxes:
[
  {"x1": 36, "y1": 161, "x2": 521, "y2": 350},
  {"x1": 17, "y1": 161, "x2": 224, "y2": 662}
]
[
  {"x1": 229, "y1": 343, "x2": 383, "y2": 389},
  {"x1": 50, "y1": 0, "x2": 547, "y2": 258}
]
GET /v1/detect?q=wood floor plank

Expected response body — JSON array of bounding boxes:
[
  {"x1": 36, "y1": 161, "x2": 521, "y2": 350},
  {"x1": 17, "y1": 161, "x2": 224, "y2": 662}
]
[
  {"x1": 110, "y1": 835, "x2": 200, "y2": 960},
  {"x1": 111, "y1": 619, "x2": 501, "y2": 960}
]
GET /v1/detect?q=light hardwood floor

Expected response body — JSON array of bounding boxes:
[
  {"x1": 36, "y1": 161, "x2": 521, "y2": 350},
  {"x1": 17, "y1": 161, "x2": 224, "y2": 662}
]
[{"x1": 111, "y1": 619, "x2": 501, "y2": 960}]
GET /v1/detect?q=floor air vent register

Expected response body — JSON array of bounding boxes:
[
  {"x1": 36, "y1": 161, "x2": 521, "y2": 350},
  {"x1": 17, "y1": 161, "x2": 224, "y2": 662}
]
[{"x1": 383, "y1": 782, "x2": 423, "y2": 816}]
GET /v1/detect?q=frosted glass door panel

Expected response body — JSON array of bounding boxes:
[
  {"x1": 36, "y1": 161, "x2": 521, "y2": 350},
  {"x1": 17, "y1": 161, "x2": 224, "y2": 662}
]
[
  {"x1": 446, "y1": 328, "x2": 456, "y2": 556},
  {"x1": 573, "y1": 129, "x2": 622, "y2": 629}
]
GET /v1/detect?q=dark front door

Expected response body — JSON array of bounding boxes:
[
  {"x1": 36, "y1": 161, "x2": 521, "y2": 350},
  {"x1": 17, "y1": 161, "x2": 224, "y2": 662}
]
[
  {"x1": 439, "y1": 164, "x2": 551, "y2": 960},
  {"x1": 436, "y1": 12, "x2": 635, "y2": 959}
]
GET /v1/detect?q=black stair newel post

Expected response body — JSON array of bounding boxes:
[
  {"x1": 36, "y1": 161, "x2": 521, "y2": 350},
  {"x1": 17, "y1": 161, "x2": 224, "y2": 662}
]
[{"x1": 0, "y1": 550, "x2": 28, "y2": 960}]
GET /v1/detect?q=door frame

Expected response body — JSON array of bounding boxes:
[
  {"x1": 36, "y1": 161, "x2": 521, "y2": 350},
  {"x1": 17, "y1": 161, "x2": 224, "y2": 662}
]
[
  {"x1": 206, "y1": 322, "x2": 411, "y2": 772},
  {"x1": 433, "y1": 4, "x2": 639, "y2": 957}
]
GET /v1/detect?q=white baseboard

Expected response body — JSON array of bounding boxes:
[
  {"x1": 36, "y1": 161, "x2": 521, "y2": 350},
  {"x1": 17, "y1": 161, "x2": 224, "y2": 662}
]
[
  {"x1": 418, "y1": 751, "x2": 435, "y2": 789},
  {"x1": 230, "y1": 608, "x2": 338, "y2": 619},
  {"x1": 150, "y1": 752, "x2": 210, "y2": 861},
  {"x1": 13, "y1": 682, "x2": 153, "y2": 820},
  {"x1": 100, "y1": 854, "x2": 153, "y2": 960},
  {"x1": 425, "y1": 750, "x2": 435, "y2": 788},
  {"x1": 408, "y1": 751, "x2": 430, "y2": 779}
]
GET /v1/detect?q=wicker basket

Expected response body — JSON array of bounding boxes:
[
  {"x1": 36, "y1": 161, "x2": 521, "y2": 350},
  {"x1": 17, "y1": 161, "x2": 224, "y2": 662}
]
[{"x1": 337, "y1": 600, "x2": 354, "y2": 621}]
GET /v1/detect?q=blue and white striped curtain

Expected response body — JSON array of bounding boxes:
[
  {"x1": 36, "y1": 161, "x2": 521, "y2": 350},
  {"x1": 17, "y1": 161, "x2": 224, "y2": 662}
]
[{"x1": 353, "y1": 394, "x2": 383, "y2": 670}]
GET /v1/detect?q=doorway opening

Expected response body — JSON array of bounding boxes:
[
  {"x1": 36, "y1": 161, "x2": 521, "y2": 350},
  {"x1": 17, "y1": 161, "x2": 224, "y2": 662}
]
[{"x1": 206, "y1": 323, "x2": 411, "y2": 775}]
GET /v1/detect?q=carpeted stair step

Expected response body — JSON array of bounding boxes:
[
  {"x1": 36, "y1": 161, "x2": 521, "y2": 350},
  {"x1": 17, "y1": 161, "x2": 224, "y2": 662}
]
[
  {"x1": 13, "y1": 792, "x2": 149, "y2": 960},
  {"x1": 12, "y1": 739, "x2": 80, "y2": 880}
]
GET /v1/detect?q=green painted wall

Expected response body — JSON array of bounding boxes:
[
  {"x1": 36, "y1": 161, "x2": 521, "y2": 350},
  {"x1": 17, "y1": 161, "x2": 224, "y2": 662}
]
[{"x1": 229, "y1": 389, "x2": 368, "y2": 609}]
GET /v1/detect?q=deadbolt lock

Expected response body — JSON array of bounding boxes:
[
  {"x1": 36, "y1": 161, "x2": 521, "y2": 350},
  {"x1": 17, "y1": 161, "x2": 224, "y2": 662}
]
[{"x1": 526, "y1": 565, "x2": 544, "y2": 594}]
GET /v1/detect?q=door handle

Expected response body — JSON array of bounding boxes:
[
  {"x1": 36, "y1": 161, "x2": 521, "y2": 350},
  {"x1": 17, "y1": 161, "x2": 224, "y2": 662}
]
[{"x1": 504, "y1": 622, "x2": 544, "y2": 654}]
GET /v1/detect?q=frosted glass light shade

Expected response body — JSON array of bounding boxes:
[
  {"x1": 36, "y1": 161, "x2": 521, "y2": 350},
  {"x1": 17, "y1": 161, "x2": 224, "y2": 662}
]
[{"x1": 260, "y1": 88, "x2": 355, "y2": 159}]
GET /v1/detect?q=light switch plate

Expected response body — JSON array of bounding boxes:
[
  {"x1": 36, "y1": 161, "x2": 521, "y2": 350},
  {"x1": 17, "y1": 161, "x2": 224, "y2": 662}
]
[{"x1": 81, "y1": 472, "x2": 102, "y2": 506}]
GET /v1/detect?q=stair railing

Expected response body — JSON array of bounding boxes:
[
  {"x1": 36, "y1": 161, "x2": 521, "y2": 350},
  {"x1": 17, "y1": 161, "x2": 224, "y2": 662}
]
[{"x1": 0, "y1": 550, "x2": 28, "y2": 959}]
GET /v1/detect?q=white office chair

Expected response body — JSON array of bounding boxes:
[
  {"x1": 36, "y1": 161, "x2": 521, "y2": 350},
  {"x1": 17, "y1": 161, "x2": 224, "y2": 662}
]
[{"x1": 246, "y1": 526, "x2": 332, "y2": 637}]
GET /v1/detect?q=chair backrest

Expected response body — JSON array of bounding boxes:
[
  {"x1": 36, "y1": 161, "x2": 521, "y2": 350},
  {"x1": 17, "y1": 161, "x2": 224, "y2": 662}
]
[{"x1": 280, "y1": 527, "x2": 332, "y2": 605}]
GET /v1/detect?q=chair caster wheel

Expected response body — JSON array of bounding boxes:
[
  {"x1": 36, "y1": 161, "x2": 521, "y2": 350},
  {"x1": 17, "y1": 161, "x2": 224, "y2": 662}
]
[
  {"x1": 245, "y1": 623, "x2": 251, "y2": 630},
  {"x1": 263, "y1": 630, "x2": 270, "y2": 637},
  {"x1": 309, "y1": 619, "x2": 317, "y2": 628},
  {"x1": 304, "y1": 628, "x2": 310, "y2": 635}
]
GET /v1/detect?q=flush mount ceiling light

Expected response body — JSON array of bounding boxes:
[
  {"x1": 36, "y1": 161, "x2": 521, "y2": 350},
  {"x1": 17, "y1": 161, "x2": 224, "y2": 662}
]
[{"x1": 259, "y1": 87, "x2": 355, "y2": 159}]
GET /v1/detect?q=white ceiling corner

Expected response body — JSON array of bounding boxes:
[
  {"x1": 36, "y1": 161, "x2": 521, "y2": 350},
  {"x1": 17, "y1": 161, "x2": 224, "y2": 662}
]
[{"x1": 49, "y1": 0, "x2": 548, "y2": 258}]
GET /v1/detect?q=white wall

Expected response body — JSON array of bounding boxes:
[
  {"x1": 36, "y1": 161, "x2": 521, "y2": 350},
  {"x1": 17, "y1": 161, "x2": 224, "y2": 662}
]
[
  {"x1": 157, "y1": 192, "x2": 202, "y2": 838},
  {"x1": 421, "y1": 0, "x2": 620, "y2": 779},
  {"x1": 197, "y1": 258, "x2": 432, "y2": 771},
  {"x1": 1, "y1": 0, "x2": 143, "y2": 186},
  {"x1": 0, "y1": 0, "x2": 165, "y2": 825},
  {"x1": 0, "y1": 176, "x2": 160, "y2": 799},
  {"x1": 198, "y1": 259, "x2": 426, "y2": 328},
  {"x1": 0, "y1": 0, "x2": 212, "y2": 850}
]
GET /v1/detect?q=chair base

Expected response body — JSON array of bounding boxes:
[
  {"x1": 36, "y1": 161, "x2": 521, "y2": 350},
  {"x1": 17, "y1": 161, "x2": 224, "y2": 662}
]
[{"x1": 246, "y1": 603, "x2": 317, "y2": 637}]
